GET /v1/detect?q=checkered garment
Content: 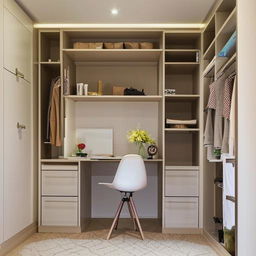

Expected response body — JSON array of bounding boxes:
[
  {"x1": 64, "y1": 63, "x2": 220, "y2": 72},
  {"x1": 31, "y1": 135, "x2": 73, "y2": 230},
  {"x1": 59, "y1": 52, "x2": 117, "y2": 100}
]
[{"x1": 223, "y1": 75, "x2": 235, "y2": 119}]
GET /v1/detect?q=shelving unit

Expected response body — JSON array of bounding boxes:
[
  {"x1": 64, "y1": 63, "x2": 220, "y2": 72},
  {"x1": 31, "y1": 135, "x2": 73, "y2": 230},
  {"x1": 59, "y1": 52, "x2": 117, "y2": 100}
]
[{"x1": 202, "y1": 0, "x2": 237, "y2": 254}]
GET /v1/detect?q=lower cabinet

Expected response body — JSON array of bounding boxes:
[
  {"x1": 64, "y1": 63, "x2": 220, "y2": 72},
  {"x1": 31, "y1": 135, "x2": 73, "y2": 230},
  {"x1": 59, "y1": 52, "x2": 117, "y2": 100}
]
[
  {"x1": 42, "y1": 197, "x2": 78, "y2": 226},
  {"x1": 164, "y1": 197, "x2": 198, "y2": 228}
]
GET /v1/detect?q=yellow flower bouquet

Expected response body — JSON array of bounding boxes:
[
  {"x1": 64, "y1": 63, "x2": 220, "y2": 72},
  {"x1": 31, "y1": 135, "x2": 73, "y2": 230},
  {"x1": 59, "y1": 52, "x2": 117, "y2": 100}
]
[{"x1": 127, "y1": 129, "x2": 155, "y2": 158}]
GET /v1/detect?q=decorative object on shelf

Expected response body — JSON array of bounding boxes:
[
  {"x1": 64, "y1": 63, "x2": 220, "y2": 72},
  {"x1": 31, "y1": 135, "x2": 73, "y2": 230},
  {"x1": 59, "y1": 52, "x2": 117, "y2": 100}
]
[
  {"x1": 218, "y1": 31, "x2": 237, "y2": 57},
  {"x1": 165, "y1": 89, "x2": 176, "y2": 95},
  {"x1": 124, "y1": 87, "x2": 145, "y2": 95},
  {"x1": 76, "y1": 143, "x2": 87, "y2": 157},
  {"x1": 76, "y1": 83, "x2": 84, "y2": 95},
  {"x1": 83, "y1": 84, "x2": 88, "y2": 95},
  {"x1": 97, "y1": 80, "x2": 103, "y2": 95},
  {"x1": 213, "y1": 148, "x2": 221, "y2": 159},
  {"x1": 147, "y1": 144, "x2": 158, "y2": 159},
  {"x1": 63, "y1": 66, "x2": 70, "y2": 95},
  {"x1": 140, "y1": 42, "x2": 153, "y2": 49},
  {"x1": 73, "y1": 42, "x2": 103, "y2": 49},
  {"x1": 124, "y1": 42, "x2": 139, "y2": 49},
  {"x1": 127, "y1": 129, "x2": 155, "y2": 158},
  {"x1": 88, "y1": 91, "x2": 98, "y2": 96},
  {"x1": 166, "y1": 118, "x2": 197, "y2": 128},
  {"x1": 104, "y1": 42, "x2": 123, "y2": 49},
  {"x1": 113, "y1": 86, "x2": 125, "y2": 95}
]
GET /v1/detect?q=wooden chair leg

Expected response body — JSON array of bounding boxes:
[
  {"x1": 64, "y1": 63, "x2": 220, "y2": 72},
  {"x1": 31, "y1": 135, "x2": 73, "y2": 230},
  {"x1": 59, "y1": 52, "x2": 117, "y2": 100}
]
[
  {"x1": 130, "y1": 197, "x2": 145, "y2": 240},
  {"x1": 128, "y1": 200, "x2": 137, "y2": 231},
  {"x1": 114, "y1": 199, "x2": 125, "y2": 230},
  {"x1": 107, "y1": 199, "x2": 124, "y2": 240}
]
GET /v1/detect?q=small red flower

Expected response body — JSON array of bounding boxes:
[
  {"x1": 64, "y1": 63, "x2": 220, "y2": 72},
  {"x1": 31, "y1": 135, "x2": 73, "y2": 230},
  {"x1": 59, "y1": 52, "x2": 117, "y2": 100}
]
[{"x1": 77, "y1": 143, "x2": 86, "y2": 150}]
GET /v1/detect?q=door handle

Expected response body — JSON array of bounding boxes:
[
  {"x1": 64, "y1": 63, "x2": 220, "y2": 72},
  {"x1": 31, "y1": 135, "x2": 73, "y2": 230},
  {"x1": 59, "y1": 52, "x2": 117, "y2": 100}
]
[
  {"x1": 15, "y1": 68, "x2": 24, "y2": 79},
  {"x1": 17, "y1": 122, "x2": 26, "y2": 129}
]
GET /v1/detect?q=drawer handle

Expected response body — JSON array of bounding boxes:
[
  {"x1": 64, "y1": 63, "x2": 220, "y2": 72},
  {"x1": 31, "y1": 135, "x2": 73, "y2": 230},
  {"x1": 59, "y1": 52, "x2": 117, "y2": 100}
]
[
  {"x1": 15, "y1": 68, "x2": 24, "y2": 79},
  {"x1": 17, "y1": 122, "x2": 26, "y2": 129}
]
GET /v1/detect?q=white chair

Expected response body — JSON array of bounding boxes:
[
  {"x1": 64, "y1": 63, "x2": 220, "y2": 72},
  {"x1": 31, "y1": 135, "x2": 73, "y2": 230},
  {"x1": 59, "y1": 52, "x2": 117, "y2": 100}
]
[{"x1": 99, "y1": 154, "x2": 147, "y2": 240}]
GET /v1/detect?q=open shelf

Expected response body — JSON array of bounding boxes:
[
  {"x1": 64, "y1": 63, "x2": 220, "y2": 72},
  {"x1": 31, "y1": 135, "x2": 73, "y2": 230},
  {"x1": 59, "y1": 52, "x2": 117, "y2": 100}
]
[
  {"x1": 62, "y1": 49, "x2": 162, "y2": 62},
  {"x1": 203, "y1": 16, "x2": 215, "y2": 54},
  {"x1": 165, "y1": 63, "x2": 199, "y2": 74},
  {"x1": 217, "y1": 53, "x2": 236, "y2": 74},
  {"x1": 165, "y1": 165, "x2": 200, "y2": 170},
  {"x1": 40, "y1": 31, "x2": 60, "y2": 62},
  {"x1": 165, "y1": 132, "x2": 199, "y2": 166},
  {"x1": 65, "y1": 95, "x2": 162, "y2": 102},
  {"x1": 165, "y1": 128, "x2": 200, "y2": 132},
  {"x1": 165, "y1": 32, "x2": 201, "y2": 49},
  {"x1": 63, "y1": 30, "x2": 163, "y2": 49},
  {"x1": 165, "y1": 50, "x2": 200, "y2": 63}
]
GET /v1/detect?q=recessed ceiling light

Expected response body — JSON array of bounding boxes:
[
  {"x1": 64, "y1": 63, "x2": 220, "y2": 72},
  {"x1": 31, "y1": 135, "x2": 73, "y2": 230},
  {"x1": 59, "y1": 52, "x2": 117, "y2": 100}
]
[{"x1": 111, "y1": 8, "x2": 118, "y2": 15}]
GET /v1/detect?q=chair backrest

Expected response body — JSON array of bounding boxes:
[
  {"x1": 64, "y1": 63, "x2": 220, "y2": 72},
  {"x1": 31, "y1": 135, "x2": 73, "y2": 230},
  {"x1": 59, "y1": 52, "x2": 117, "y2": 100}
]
[{"x1": 112, "y1": 154, "x2": 147, "y2": 192}]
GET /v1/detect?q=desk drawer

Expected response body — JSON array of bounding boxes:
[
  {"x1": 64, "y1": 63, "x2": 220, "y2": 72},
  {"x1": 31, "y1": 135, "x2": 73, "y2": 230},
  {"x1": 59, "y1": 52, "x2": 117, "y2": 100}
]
[
  {"x1": 164, "y1": 197, "x2": 198, "y2": 228},
  {"x1": 41, "y1": 164, "x2": 78, "y2": 171},
  {"x1": 42, "y1": 197, "x2": 78, "y2": 226},
  {"x1": 165, "y1": 171, "x2": 199, "y2": 196},
  {"x1": 42, "y1": 171, "x2": 78, "y2": 196}
]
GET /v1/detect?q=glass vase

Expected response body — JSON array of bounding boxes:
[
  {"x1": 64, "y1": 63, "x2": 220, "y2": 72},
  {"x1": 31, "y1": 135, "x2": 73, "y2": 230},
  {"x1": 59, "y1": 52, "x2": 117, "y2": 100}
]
[{"x1": 137, "y1": 143, "x2": 147, "y2": 158}]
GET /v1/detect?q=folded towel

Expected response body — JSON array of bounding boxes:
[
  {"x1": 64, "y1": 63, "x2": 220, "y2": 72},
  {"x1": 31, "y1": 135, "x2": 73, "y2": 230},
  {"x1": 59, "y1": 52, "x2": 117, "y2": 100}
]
[{"x1": 166, "y1": 119, "x2": 197, "y2": 125}]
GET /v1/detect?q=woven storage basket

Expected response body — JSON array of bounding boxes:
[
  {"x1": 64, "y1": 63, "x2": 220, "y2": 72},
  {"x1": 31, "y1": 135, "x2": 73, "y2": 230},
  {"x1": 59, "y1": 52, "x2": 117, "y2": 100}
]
[
  {"x1": 140, "y1": 42, "x2": 154, "y2": 49},
  {"x1": 113, "y1": 86, "x2": 125, "y2": 95},
  {"x1": 73, "y1": 42, "x2": 103, "y2": 49},
  {"x1": 104, "y1": 42, "x2": 123, "y2": 49},
  {"x1": 124, "y1": 42, "x2": 139, "y2": 49}
]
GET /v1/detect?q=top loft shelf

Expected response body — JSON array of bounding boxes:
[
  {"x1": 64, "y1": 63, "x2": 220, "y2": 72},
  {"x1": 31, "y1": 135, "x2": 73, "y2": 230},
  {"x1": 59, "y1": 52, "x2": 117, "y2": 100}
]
[
  {"x1": 64, "y1": 95, "x2": 163, "y2": 102},
  {"x1": 62, "y1": 49, "x2": 162, "y2": 62}
]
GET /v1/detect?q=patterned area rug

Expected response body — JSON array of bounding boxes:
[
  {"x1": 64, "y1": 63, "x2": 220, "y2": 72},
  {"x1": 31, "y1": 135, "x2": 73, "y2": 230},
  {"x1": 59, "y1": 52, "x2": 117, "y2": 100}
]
[{"x1": 20, "y1": 235, "x2": 217, "y2": 256}]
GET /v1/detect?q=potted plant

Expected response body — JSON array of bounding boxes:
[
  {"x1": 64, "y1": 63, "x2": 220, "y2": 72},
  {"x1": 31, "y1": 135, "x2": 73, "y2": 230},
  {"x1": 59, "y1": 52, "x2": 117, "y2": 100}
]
[
  {"x1": 213, "y1": 148, "x2": 221, "y2": 159},
  {"x1": 127, "y1": 129, "x2": 155, "y2": 158},
  {"x1": 76, "y1": 143, "x2": 87, "y2": 157}
]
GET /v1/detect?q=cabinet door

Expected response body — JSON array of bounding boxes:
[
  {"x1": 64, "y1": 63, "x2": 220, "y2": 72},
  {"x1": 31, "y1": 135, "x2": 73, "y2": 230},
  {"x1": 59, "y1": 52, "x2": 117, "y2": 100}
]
[
  {"x1": 3, "y1": 69, "x2": 31, "y2": 241},
  {"x1": 164, "y1": 197, "x2": 198, "y2": 228},
  {"x1": 3, "y1": 8, "x2": 31, "y2": 83},
  {"x1": 165, "y1": 171, "x2": 199, "y2": 197},
  {"x1": 42, "y1": 171, "x2": 78, "y2": 196},
  {"x1": 42, "y1": 197, "x2": 78, "y2": 226}
]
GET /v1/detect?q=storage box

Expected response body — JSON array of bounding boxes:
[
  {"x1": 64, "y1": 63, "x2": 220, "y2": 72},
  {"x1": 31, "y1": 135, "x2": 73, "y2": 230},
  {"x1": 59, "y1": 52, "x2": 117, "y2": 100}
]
[
  {"x1": 140, "y1": 42, "x2": 154, "y2": 49},
  {"x1": 124, "y1": 42, "x2": 139, "y2": 49},
  {"x1": 73, "y1": 42, "x2": 103, "y2": 49},
  {"x1": 113, "y1": 86, "x2": 125, "y2": 95},
  {"x1": 104, "y1": 42, "x2": 123, "y2": 49}
]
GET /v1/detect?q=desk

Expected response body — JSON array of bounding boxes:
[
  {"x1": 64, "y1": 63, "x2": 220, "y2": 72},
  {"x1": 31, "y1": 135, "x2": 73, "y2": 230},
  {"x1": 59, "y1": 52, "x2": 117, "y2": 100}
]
[{"x1": 39, "y1": 158, "x2": 163, "y2": 233}]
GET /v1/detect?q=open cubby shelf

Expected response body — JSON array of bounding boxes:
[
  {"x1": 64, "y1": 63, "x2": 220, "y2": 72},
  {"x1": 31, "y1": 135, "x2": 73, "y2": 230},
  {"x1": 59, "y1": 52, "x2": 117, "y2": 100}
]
[
  {"x1": 40, "y1": 32, "x2": 60, "y2": 62},
  {"x1": 63, "y1": 31, "x2": 163, "y2": 49},
  {"x1": 165, "y1": 50, "x2": 200, "y2": 63}
]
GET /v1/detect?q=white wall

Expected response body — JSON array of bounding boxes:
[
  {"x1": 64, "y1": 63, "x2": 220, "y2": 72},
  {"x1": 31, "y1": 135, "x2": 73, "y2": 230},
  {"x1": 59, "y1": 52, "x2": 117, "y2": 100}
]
[
  {"x1": 237, "y1": 0, "x2": 256, "y2": 255},
  {"x1": 0, "y1": 0, "x2": 4, "y2": 246}
]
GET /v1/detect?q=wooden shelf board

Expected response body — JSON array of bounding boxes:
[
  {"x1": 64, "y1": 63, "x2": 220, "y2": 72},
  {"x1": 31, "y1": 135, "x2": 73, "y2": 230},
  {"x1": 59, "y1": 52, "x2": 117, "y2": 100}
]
[
  {"x1": 165, "y1": 166, "x2": 200, "y2": 170},
  {"x1": 64, "y1": 95, "x2": 163, "y2": 102},
  {"x1": 41, "y1": 158, "x2": 163, "y2": 162},
  {"x1": 40, "y1": 62, "x2": 61, "y2": 64},
  {"x1": 62, "y1": 49, "x2": 162, "y2": 62},
  {"x1": 203, "y1": 39, "x2": 215, "y2": 59},
  {"x1": 165, "y1": 49, "x2": 200, "y2": 52},
  {"x1": 209, "y1": 159, "x2": 223, "y2": 163},
  {"x1": 165, "y1": 128, "x2": 200, "y2": 132},
  {"x1": 165, "y1": 94, "x2": 200, "y2": 101}
]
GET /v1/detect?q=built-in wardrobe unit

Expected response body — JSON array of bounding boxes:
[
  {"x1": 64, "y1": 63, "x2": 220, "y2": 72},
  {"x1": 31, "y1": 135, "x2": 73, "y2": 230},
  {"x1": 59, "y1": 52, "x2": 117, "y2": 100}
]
[
  {"x1": 38, "y1": 30, "x2": 203, "y2": 234},
  {"x1": 0, "y1": 0, "x2": 36, "y2": 254},
  {"x1": 202, "y1": 0, "x2": 237, "y2": 255}
]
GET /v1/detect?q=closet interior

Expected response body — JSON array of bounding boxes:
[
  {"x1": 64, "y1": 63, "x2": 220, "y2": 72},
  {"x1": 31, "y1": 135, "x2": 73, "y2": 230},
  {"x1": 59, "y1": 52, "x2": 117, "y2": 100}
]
[
  {"x1": 203, "y1": 0, "x2": 237, "y2": 255},
  {"x1": 37, "y1": 0, "x2": 237, "y2": 254}
]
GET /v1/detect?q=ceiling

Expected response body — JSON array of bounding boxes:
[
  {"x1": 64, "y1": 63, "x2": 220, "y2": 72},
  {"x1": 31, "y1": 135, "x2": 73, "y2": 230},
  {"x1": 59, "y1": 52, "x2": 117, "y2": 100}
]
[{"x1": 16, "y1": 0, "x2": 216, "y2": 24}]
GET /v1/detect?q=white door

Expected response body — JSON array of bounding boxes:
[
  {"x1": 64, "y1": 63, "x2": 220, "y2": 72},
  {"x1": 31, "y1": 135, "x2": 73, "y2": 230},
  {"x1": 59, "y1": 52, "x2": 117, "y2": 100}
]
[
  {"x1": 3, "y1": 69, "x2": 32, "y2": 241},
  {"x1": 3, "y1": 8, "x2": 31, "y2": 83}
]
